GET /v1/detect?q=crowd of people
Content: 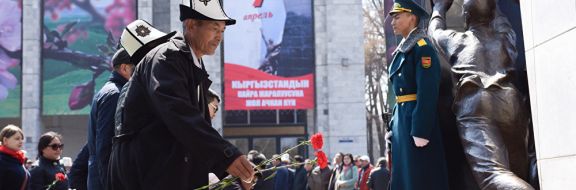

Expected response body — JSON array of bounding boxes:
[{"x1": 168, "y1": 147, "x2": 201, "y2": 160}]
[
  {"x1": 1, "y1": 0, "x2": 448, "y2": 189},
  {"x1": 221, "y1": 151, "x2": 391, "y2": 190},
  {"x1": 0, "y1": 123, "x2": 390, "y2": 190},
  {"x1": 0, "y1": 125, "x2": 71, "y2": 190}
]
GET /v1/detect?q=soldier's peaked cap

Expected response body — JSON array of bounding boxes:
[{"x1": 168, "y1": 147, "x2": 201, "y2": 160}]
[{"x1": 388, "y1": 0, "x2": 429, "y2": 19}]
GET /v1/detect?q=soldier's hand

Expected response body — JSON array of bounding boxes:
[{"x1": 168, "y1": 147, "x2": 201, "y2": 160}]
[
  {"x1": 385, "y1": 131, "x2": 393, "y2": 144},
  {"x1": 413, "y1": 136, "x2": 429, "y2": 147},
  {"x1": 227, "y1": 155, "x2": 255, "y2": 183}
]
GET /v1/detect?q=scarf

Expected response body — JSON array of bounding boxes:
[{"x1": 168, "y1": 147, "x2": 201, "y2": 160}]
[{"x1": 0, "y1": 145, "x2": 25, "y2": 164}]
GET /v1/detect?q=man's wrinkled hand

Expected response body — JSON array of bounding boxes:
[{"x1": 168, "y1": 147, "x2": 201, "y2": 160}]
[
  {"x1": 240, "y1": 178, "x2": 254, "y2": 190},
  {"x1": 226, "y1": 155, "x2": 255, "y2": 183},
  {"x1": 413, "y1": 136, "x2": 429, "y2": 147}
]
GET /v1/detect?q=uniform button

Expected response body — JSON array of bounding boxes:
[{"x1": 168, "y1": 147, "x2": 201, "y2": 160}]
[
  {"x1": 401, "y1": 103, "x2": 404, "y2": 106},
  {"x1": 398, "y1": 73, "x2": 402, "y2": 77},
  {"x1": 400, "y1": 88, "x2": 403, "y2": 92}
]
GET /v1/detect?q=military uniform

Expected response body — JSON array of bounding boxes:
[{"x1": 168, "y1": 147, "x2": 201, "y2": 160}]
[{"x1": 387, "y1": 0, "x2": 449, "y2": 189}]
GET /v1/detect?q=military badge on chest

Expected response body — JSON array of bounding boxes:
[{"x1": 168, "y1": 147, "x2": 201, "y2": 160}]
[{"x1": 421, "y1": 57, "x2": 431, "y2": 68}]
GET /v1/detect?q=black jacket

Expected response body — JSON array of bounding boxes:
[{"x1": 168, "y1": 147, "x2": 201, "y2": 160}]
[
  {"x1": 366, "y1": 167, "x2": 390, "y2": 190},
  {"x1": 28, "y1": 157, "x2": 68, "y2": 190},
  {"x1": 68, "y1": 145, "x2": 89, "y2": 190},
  {"x1": 87, "y1": 71, "x2": 127, "y2": 190},
  {"x1": 292, "y1": 165, "x2": 308, "y2": 190},
  {"x1": 0, "y1": 152, "x2": 29, "y2": 190},
  {"x1": 108, "y1": 33, "x2": 242, "y2": 190},
  {"x1": 253, "y1": 169, "x2": 275, "y2": 190}
]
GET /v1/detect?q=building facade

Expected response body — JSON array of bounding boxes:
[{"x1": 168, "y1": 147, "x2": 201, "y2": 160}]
[{"x1": 4, "y1": 0, "x2": 367, "y2": 160}]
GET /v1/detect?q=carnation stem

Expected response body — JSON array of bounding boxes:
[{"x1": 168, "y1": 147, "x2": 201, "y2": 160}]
[{"x1": 194, "y1": 140, "x2": 312, "y2": 190}]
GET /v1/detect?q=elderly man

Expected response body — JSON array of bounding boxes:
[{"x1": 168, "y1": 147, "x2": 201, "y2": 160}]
[
  {"x1": 356, "y1": 156, "x2": 372, "y2": 190},
  {"x1": 107, "y1": 1, "x2": 254, "y2": 190}
]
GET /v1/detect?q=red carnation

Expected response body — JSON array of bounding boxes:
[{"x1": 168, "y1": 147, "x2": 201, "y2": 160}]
[
  {"x1": 310, "y1": 133, "x2": 324, "y2": 150},
  {"x1": 55, "y1": 173, "x2": 66, "y2": 181},
  {"x1": 315, "y1": 151, "x2": 328, "y2": 169}
]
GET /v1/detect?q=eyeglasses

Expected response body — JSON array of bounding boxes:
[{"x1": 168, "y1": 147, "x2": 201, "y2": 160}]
[
  {"x1": 209, "y1": 103, "x2": 219, "y2": 112},
  {"x1": 48, "y1": 143, "x2": 64, "y2": 151}
]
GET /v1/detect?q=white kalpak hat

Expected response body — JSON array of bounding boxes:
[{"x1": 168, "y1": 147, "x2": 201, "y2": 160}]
[
  {"x1": 281, "y1": 154, "x2": 291, "y2": 163},
  {"x1": 359, "y1": 155, "x2": 370, "y2": 162},
  {"x1": 120, "y1": 20, "x2": 176, "y2": 64},
  {"x1": 180, "y1": 0, "x2": 236, "y2": 25}
]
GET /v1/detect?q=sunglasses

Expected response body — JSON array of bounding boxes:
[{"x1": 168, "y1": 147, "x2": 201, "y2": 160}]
[{"x1": 48, "y1": 143, "x2": 64, "y2": 150}]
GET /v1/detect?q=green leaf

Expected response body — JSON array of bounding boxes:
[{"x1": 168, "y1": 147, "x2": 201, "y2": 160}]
[{"x1": 61, "y1": 21, "x2": 78, "y2": 36}]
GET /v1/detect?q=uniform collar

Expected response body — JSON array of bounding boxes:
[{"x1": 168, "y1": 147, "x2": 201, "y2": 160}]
[
  {"x1": 395, "y1": 27, "x2": 426, "y2": 53},
  {"x1": 401, "y1": 28, "x2": 418, "y2": 42}
]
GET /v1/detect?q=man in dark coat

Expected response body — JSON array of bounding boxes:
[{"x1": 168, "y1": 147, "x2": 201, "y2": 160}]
[
  {"x1": 307, "y1": 164, "x2": 332, "y2": 190},
  {"x1": 84, "y1": 20, "x2": 174, "y2": 190},
  {"x1": 86, "y1": 48, "x2": 133, "y2": 190},
  {"x1": 250, "y1": 153, "x2": 274, "y2": 190},
  {"x1": 386, "y1": 0, "x2": 449, "y2": 189},
  {"x1": 107, "y1": 1, "x2": 254, "y2": 190},
  {"x1": 274, "y1": 158, "x2": 295, "y2": 190},
  {"x1": 367, "y1": 158, "x2": 390, "y2": 190},
  {"x1": 291, "y1": 156, "x2": 307, "y2": 190},
  {"x1": 68, "y1": 145, "x2": 89, "y2": 190}
]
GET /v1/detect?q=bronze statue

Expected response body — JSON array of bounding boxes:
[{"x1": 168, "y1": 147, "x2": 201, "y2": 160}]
[{"x1": 428, "y1": 0, "x2": 534, "y2": 189}]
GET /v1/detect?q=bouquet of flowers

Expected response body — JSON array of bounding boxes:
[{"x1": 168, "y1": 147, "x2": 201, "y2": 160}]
[{"x1": 198, "y1": 133, "x2": 328, "y2": 190}]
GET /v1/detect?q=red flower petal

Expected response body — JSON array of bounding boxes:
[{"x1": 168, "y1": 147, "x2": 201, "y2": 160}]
[
  {"x1": 315, "y1": 151, "x2": 328, "y2": 169},
  {"x1": 55, "y1": 172, "x2": 66, "y2": 181},
  {"x1": 310, "y1": 133, "x2": 324, "y2": 150}
]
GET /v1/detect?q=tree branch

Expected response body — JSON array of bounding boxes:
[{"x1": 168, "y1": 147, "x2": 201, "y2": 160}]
[
  {"x1": 71, "y1": 0, "x2": 105, "y2": 23},
  {"x1": 43, "y1": 48, "x2": 110, "y2": 73}
]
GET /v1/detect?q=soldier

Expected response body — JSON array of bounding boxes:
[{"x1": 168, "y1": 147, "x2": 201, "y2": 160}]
[{"x1": 386, "y1": 0, "x2": 449, "y2": 189}]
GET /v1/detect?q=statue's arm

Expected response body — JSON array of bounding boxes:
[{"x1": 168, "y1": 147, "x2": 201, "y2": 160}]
[
  {"x1": 428, "y1": 0, "x2": 451, "y2": 33},
  {"x1": 428, "y1": 0, "x2": 458, "y2": 58}
]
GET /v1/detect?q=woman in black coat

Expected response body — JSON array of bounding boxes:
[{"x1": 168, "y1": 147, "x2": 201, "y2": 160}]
[
  {"x1": 0, "y1": 125, "x2": 30, "y2": 190},
  {"x1": 28, "y1": 132, "x2": 69, "y2": 190}
]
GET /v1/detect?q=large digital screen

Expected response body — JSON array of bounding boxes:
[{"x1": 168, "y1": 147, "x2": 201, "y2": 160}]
[
  {"x1": 0, "y1": 0, "x2": 22, "y2": 118},
  {"x1": 42, "y1": 0, "x2": 136, "y2": 115},
  {"x1": 224, "y1": 0, "x2": 315, "y2": 110}
]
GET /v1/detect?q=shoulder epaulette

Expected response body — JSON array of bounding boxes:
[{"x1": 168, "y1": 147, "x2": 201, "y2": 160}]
[{"x1": 417, "y1": 39, "x2": 427, "y2": 47}]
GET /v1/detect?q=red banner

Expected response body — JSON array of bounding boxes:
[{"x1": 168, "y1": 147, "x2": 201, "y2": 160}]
[{"x1": 224, "y1": 64, "x2": 314, "y2": 110}]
